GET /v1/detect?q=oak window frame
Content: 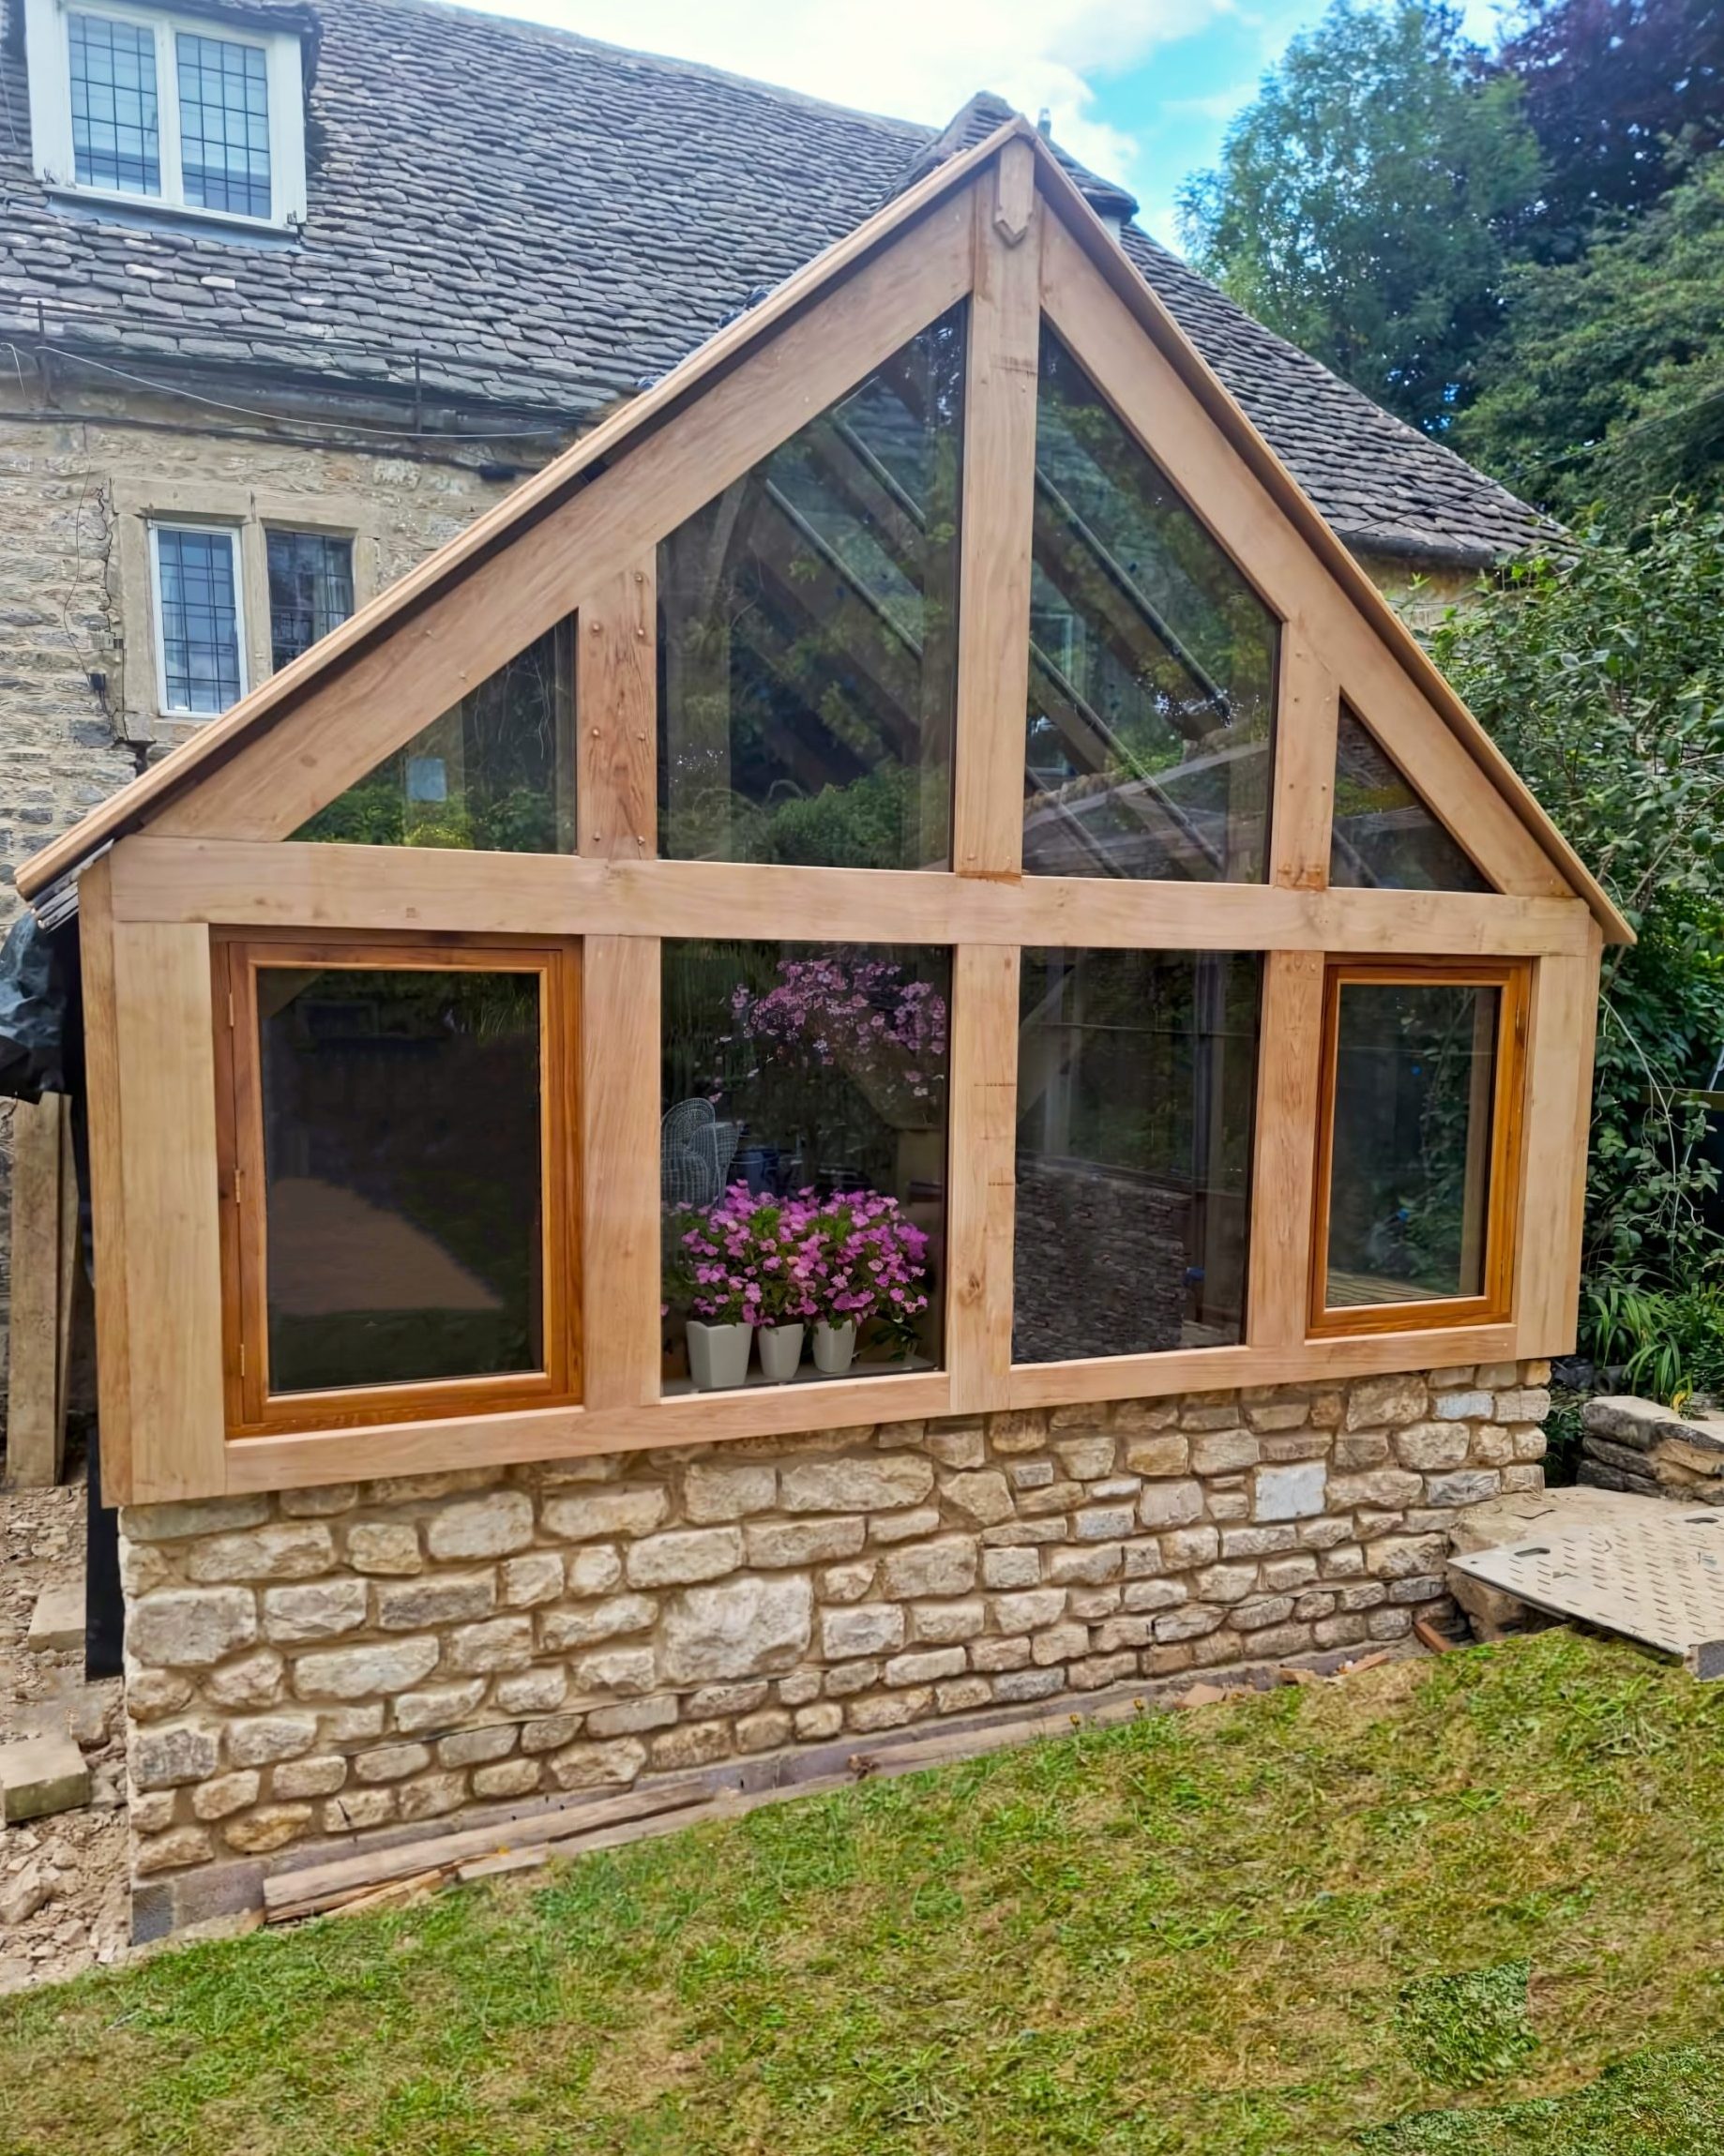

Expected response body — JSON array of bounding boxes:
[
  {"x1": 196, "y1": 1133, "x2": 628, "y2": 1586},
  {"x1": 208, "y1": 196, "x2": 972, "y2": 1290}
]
[
  {"x1": 211, "y1": 928, "x2": 582, "y2": 1437},
  {"x1": 1308, "y1": 957, "x2": 1529, "y2": 1339}
]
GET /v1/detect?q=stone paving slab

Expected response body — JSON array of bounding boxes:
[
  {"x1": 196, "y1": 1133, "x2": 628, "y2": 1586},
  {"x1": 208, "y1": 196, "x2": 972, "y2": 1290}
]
[
  {"x1": 25, "y1": 1584, "x2": 83, "y2": 1657},
  {"x1": 0, "y1": 1732, "x2": 90, "y2": 1823}
]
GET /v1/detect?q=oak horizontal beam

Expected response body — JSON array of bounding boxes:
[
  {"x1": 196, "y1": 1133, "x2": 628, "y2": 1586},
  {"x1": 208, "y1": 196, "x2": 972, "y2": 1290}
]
[{"x1": 108, "y1": 837, "x2": 1597, "y2": 957}]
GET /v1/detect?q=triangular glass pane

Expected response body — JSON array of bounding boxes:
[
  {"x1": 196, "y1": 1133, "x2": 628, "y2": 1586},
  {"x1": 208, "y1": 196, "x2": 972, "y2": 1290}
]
[
  {"x1": 1023, "y1": 328, "x2": 1277, "y2": 882},
  {"x1": 658, "y1": 304, "x2": 966, "y2": 869},
  {"x1": 1330, "y1": 705, "x2": 1490, "y2": 892},
  {"x1": 295, "y1": 618, "x2": 576, "y2": 851}
]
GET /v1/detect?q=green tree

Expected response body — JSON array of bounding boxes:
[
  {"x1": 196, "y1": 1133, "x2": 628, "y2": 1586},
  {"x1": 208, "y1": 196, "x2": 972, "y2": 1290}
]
[
  {"x1": 1177, "y1": 0, "x2": 1543, "y2": 433},
  {"x1": 1429, "y1": 508, "x2": 1724, "y2": 1286},
  {"x1": 1456, "y1": 153, "x2": 1724, "y2": 521}
]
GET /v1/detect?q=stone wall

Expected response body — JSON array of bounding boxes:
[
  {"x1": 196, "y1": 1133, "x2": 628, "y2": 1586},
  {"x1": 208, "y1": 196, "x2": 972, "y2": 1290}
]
[
  {"x1": 119, "y1": 1359, "x2": 1550, "y2": 1930},
  {"x1": 1580, "y1": 1394, "x2": 1724, "y2": 1503}
]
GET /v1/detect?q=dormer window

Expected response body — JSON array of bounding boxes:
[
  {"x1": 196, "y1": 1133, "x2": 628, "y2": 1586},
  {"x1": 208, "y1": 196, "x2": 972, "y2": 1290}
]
[{"x1": 24, "y1": 0, "x2": 306, "y2": 228}]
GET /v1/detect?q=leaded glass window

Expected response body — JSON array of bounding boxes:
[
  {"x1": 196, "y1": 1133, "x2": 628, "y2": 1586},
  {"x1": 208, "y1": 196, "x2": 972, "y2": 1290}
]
[
  {"x1": 152, "y1": 525, "x2": 243, "y2": 716},
  {"x1": 68, "y1": 13, "x2": 159, "y2": 196},
  {"x1": 175, "y1": 30, "x2": 271, "y2": 218},
  {"x1": 267, "y1": 532, "x2": 355, "y2": 671}
]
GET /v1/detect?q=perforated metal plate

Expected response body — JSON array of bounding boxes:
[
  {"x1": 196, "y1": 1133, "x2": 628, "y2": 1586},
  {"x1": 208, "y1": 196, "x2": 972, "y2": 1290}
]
[{"x1": 1453, "y1": 1509, "x2": 1724, "y2": 1677}]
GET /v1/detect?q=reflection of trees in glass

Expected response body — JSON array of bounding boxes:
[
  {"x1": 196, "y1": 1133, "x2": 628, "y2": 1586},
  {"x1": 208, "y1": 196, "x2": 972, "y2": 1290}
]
[
  {"x1": 1024, "y1": 333, "x2": 1278, "y2": 882},
  {"x1": 296, "y1": 622, "x2": 575, "y2": 852},
  {"x1": 658, "y1": 308, "x2": 965, "y2": 869},
  {"x1": 1328, "y1": 983, "x2": 1496, "y2": 1299},
  {"x1": 1330, "y1": 707, "x2": 1489, "y2": 892}
]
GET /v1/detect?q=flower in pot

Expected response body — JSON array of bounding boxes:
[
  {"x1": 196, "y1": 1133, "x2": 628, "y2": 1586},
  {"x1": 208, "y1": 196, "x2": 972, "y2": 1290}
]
[
  {"x1": 745, "y1": 1189, "x2": 821, "y2": 1382},
  {"x1": 664, "y1": 1185, "x2": 764, "y2": 1390},
  {"x1": 804, "y1": 1190, "x2": 931, "y2": 1376}
]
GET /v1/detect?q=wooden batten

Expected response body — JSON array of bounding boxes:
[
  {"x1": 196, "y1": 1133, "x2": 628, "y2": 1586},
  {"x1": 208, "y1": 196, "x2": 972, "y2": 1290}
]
[
  {"x1": 945, "y1": 944, "x2": 1021, "y2": 1412},
  {"x1": 1513, "y1": 927, "x2": 1603, "y2": 1353},
  {"x1": 1246, "y1": 951, "x2": 1325, "y2": 1349},
  {"x1": 1268, "y1": 628, "x2": 1339, "y2": 893},
  {"x1": 580, "y1": 937, "x2": 660, "y2": 1410}
]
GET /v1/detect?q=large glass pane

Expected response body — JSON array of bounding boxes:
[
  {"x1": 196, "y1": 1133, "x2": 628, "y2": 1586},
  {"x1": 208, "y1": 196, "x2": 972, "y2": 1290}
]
[
  {"x1": 662, "y1": 942, "x2": 948, "y2": 1392},
  {"x1": 1323, "y1": 979, "x2": 1501, "y2": 1309},
  {"x1": 257, "y1": 965, "x2": 544, "y2": 1394},
  {"x1": 1330, "y1": 707, "x2": 1490, "y2": 892},
  {"x1": 154, "y1": 526, "x2": 241, "y2": 714},
  {"x1": 295, "y1": 621, "x2": 575, "y2": 851},
  {"x1": 1015, "y1": 949, "x2": 1260, "y2": 1362},
  {"x1": 1024, "y1": 332, "x2": 1278, "y2": 882},
  {"x1": 69, "y1": 13, "x2": 159, "y2": 196},
  {"x1": 175, "y1": 31, "x2": 271, "y2": 219},
  {"x1": 658, "y1": 308, "x2": 965, "y2": 868}
]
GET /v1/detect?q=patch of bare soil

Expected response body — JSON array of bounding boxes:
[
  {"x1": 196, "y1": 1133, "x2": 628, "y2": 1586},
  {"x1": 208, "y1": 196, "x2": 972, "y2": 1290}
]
[{"x1": 0, "y1": 1457, "x2": 129, "y2": 1994}]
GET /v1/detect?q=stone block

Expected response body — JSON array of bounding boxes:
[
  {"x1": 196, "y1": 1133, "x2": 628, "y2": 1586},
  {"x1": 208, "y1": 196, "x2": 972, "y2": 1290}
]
[
  {"x1": 879, "y1": 1536, "x2": 978, "y2": 1599},
  {"x1": 1074, "y1": 1505, "x2": 1136, "y2": 1543},
  {"x1": 191, "y1": 1770, "x2": 260, "y2": 1821},
  {"x1": 393, "y1": 1681, "x2": 488, "y2": 1733},
  {"x1": 940, "y1": 1470, "x2": 1015, "y2": 1526},
  {"x1": 821, "y1": 1603, "x2": 905, "y2": 1658},
  {"x1": 280, "y1": 1485, "x2": 360, "y2": 1518},
  {"x1": 746, "y1": 1517, "x2": 867, "y2": 1567},
  {"x1": 501, "y1": 1553, "x2": 566, "y2": 1607},
  {"x1": 443, "y1": 1616, "x2": 535, "y2": 1674},
  {"x1": 779, "y1": 1455, "x2": 934, "y2": 1514},
  {"x1": 228, "y1": 1713, "x2": 318, "y2": 1767},
  {"x1": 1495, "y1": 1388, "x2": 1552, "y2": 1425},
  {"x1": 1009, "y1": 1460, "x2": 1055, "y2": 1489},
  {"x1": 346, "y1": 1523, "x2": 423, "y2": 1576},
  {"x1": 224, "y1": 1804, "x2": 313, "y2": 1854},
  {"x1": 991, "y1": 1667, "x2": 1066, "y2": 1703},
  {"x1": 1195, "y1": 1563, "x2": 1257, "y2": 1604},
  {"x1": 494, "y1": 1667, "x2": 567, "y2": 1714},
  {"x1": 1160, "y1": 1526, "x2": 1219, "y2": 1567},
  {"x1": 908, "y1": 1598, "x2": 985, "y2": 1644},
  {"x1": 1254, "y1": 1461, "x2": 1326, "y2": 1521},
  {"x1": 130, "y1": 1722, "x2": 221, "y2": 1790},
  {"x1": 1432, "y1": 1391, "x2": 1492, "y2": 1422},
  {"x1": 1140, "y1": 1481, "x2": 1203, "y2": 1530},
  {"x1": 1053, "y1": 1436, "x2": 1115, "y2": 1481},
  {"x1": 438, "y1": 1725, "x2": 517, "y2": 1769},
  {"x1": 574, "y1": 1647, "x2": 658, "y2": 1695},
  {"x1": 625, "y1": 1527, "x2": 743, "y2": 1587},
  {"x1": 1344, "y1": 1375, "x2": 1427, "y2": 1430},
  {"x1": 123, "y1": 1496, "x2": 270, "y2": 1542},
  {"x1": 1423, "y1": 1470, "x2": 1502, "y2": 1508},
  {"x1": 586, "y1": 1694, "x2": 678, "y2": 1737},
  {"x1": 990, "y1": 1588, "x2": 1066, "y2": 1635},
  {"x1": 926, "y1": 1423, "x2": 986, "y2": 1470},
  {"x1": 969, "y1": 1636, "x2": 1031, "y2": 1672},
  {"x1": 129, "y1": 1587, "x2": 257, "y2": 1668},
  {"x1": 549, "y1": 1739, "x2": 648, "y2": 1790},
  {"x1": 400, "y1": 1774, "x2": 468, "y2": 1824},
  {"x1": 473, "y1": 1759, "x2": 545, "y2": 1800},
  {"x1": 542, "y1": 1488, "x2": 669, "y2": 1541},
  {"x1": 426, "y1": 1490, "x2": 536, "y2": 1560},
  {"x1": 185, "y1": 1524, "x2": 336, "y2": 1584},
  {"x1": 870, "y1": 1506, "x2": 942, "y2": 1544},
  {"x1": 274, "y1": 1754, "x2": 349, "y2": 1800},
  {"x1": 1191, "y1": 1430, "x2": 1259, "y2": 1475},
  {"x1": 1124, "y1": 1434, "x2": 1190, "y2": 1478},
  {"x1": 293, "y1": 1636, "x2": 441, "y2": 1700},
  {"x1": 1327, "y1": 1470, "x2": 1423, "y2": 1510},
  {"x1": 0, "y1": 1732, "x2": 90, "y2": 1821},
  {"x1": 1333, "y1": 1433, "x2": 1391, "y2": 1470},
  {"x1": 263, "y1": 1578, "x2": 371, "y2": 1642},
  {"x1": 885, "y1": 1647, "x2": 966, "y2": 1686},
  {"x1": 987, "y1": 1410, "x2": 1051, "y2": 1454},
  {"x1": 1032, "y1": 1621, "x2": 1089, "y2": 1666},
  {"x1": 1121, "y1": 1577, "x2": 1187, "y2": 1613},
  {"x1": 134, "y1": 1826, "x2": 215, "y2": 1874},
  {"x1": 660, "y1": 1574, "x2": 813, "y2": 1681},
  {"x1": 25, "y1": 1583, "x2": 83, "y2": 1654},
  {"x1": 539, "y1": 1595, "x2": 656, "y2": 1650},
  {"x1": 794, "y1": 1702, "x2": 844, "y2": 1741},
  {"x1": 683, "y1": 1462, "x2": 779, "y2": 1522},
  {"x1": 982, "y1": 1546, "x2": 1040, "y2": 1590},
  {"x1": 565, "y1": 1546, "x2": 625, "y2": 1596}
]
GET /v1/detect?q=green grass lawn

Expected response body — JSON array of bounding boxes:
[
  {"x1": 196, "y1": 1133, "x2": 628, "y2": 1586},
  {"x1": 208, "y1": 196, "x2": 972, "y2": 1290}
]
[{"x1": 5, "y1": 1630, "x2": 1724, "y2": 2154}]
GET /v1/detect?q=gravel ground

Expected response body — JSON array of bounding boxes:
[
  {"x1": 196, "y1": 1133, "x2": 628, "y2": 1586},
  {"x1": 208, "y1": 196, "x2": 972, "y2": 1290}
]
[{"x1": 0, "y1": 1455, "x2": 130, "y2": 1993}]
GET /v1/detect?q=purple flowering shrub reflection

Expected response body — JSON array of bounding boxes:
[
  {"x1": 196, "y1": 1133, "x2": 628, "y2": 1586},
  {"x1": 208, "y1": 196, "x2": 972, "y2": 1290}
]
[
  {"x1": 664, "y1": 1181, "x2": 930, "y2": 1357},
  {"x1": 730, "y1": 956, "x2": 948, "y2": 1129}
]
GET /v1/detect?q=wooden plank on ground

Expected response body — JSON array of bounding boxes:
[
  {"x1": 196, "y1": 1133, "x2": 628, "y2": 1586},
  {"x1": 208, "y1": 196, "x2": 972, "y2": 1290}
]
[{"x1": 6, "y1": 1094, "x2": 67, "y2": 1487}]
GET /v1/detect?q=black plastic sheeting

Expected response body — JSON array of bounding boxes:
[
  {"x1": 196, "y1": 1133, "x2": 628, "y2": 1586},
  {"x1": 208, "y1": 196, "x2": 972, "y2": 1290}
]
[{"x1": 0, "y1": 903, "x2": 122, "y2": 1679}]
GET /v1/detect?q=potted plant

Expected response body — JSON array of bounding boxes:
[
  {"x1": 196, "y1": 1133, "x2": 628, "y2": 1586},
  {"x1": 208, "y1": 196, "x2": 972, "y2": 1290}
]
[
  {"x1": 749, "y1": 1190, "x2": 821, "y2": 1382},
  {"x1": 664, "y1": 1186, "x2": 761, "y2": 1390},
  {"x1": 806, "y1": 1190, "x2": 931, "y2": 1376}
]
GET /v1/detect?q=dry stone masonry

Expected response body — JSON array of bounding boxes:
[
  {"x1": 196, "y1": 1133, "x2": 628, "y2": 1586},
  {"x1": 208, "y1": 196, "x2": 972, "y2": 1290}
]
[{"x1": 120, "y1": 1362, "x2": 1550, "y2": 1928}]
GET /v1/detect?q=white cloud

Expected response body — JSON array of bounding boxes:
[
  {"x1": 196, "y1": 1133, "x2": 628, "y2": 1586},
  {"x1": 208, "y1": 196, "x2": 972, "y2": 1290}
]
[{"x1": 458, "y1": 0, "x2": 1234, "y2": 206}]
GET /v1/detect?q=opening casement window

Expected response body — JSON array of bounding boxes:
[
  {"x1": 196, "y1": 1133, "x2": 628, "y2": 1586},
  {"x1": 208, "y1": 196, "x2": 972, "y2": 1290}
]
[
  {"x1": 1310, "y1": 961, "x2": 1528, "y2": 1335},
  {"x1": 149, "y1": 521, "x2": 245, "y2": 716},
  {"x1": 23, "y1": 0, "x2": 309, "y2": 226},
  {"x1": 212, "y1": 933, "x2": 581, "y2": 1433}
]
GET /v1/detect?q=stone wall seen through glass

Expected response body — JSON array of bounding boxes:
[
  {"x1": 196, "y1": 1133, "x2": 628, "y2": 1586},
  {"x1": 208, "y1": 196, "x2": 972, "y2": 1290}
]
[{"x1": 1014, "y1": 947, "x2": 1261, "y2": 1361}]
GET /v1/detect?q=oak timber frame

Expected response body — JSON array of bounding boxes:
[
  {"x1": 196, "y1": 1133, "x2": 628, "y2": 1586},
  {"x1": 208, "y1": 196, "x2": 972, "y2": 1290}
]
[{"x1": 41, "y1": 121, "x2": 1626, "y2": 1505}]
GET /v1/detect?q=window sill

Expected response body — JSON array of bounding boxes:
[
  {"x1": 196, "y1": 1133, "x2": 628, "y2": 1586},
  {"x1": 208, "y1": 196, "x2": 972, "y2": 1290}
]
[{"x1": 45, "y1": 182, "x2": 296, "y2": 239}]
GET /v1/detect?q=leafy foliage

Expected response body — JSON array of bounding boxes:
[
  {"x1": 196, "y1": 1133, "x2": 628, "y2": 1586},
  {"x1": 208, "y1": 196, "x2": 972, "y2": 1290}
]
[
  {"x1": 1177, "y1": 0, "x2": 1543, "y2": 432},
  {"x1": 1457, "y1": 156, "x2": 1724, "y2": 520},
  {"x1": 1499, "y1": 0, "x2": 1724, "y2": 249},
  {"x1": 1429, "y1": 509, "x2": 1724, "y2": 1283},
  {"x1": 1582, "y1": 1276, "x2": 1724, "y2": 1400}
]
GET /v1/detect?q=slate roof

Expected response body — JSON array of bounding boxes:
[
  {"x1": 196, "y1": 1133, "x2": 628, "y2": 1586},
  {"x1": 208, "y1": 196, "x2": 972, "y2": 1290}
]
[{"x1": 0, "y1": 0, "x2": 1549, "y2": 565}]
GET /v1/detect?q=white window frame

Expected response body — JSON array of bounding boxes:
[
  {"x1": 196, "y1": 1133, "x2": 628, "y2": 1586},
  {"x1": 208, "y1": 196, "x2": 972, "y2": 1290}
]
[
  {"x1": 148, "y1": 520, "x2": 248, "y2": 719},
  {"x1": 23, "y1": 0, "x2": 308, "y2": 229}
]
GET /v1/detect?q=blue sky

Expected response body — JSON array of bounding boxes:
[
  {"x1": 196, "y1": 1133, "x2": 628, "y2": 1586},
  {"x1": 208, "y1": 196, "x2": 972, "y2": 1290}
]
[{"x1": 460, "y1": 0, "x2": 1509, "y2": 249}]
